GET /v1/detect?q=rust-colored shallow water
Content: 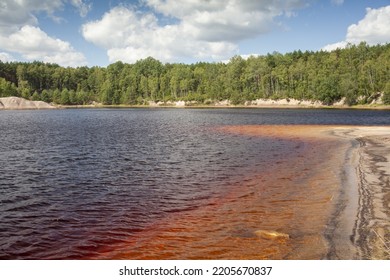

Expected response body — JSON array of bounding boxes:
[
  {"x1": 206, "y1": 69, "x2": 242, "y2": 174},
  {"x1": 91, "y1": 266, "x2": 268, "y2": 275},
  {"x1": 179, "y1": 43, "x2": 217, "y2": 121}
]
[{"x1": 104, "y1": 125, "x2": 350, "y2": 259}]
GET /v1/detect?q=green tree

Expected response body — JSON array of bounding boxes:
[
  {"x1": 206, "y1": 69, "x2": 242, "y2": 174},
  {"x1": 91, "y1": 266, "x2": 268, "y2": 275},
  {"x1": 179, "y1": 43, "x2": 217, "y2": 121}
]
[
  {"x1": 31, "y1": 91, "x2": 40, "y2": 101},
  {"x1": 100, "y1": 80, "x2": 114, "y2": 105},
  {"x1": 60, "y1": 88, "x2": 70, "y2": 105},
  {"x1": 0, "y1": 77, "x2": 18, "y2": 97},
  {"x1": 41, "y1": 89, "x2": 52, "y2": 103}
]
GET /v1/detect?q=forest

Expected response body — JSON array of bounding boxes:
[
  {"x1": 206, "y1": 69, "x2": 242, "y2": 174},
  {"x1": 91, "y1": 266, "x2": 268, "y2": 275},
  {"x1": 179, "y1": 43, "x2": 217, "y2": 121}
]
[{"x1": 1, "y1": 42, "x2": 389, "y2": 106}]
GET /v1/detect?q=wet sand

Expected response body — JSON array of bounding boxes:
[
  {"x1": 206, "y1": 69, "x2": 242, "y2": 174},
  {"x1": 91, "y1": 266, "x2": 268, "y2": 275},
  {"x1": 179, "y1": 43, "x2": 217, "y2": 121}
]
[
  {"x1": 102, "y1": 125, "x2": 390, "y2": 260},
  {"x1": 328, "y1": 127, "x2": 390, "y2": 259}
]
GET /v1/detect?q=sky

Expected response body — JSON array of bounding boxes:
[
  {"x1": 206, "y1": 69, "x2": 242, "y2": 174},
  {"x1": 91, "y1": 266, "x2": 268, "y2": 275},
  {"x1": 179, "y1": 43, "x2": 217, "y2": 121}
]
[{"x1": 0, "y1": 0, "x2": 389, "y2": 67}]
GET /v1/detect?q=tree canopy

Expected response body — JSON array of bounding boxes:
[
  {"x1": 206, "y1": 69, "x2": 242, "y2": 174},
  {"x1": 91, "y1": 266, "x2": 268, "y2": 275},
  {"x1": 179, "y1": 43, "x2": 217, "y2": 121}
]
[{"x1": 1, "y1": 42, "x2": 389, "y2": 105}]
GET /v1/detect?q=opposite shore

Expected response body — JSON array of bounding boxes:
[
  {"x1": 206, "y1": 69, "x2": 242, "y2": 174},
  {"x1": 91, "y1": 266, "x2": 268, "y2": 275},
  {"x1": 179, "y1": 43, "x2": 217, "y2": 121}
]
[
  {"x1": 1, "y1": 96, "x2": 390, "y2": 110},
  {"x1": 59, "y1": 97, "x2": 390, "y2": 110}
]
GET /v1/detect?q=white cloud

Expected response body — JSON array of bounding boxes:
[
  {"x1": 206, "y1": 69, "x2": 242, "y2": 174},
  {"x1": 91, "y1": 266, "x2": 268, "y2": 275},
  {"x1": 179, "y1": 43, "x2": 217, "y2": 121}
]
[
  {"x1": 146, "y1": 0, "x2": 307, "y2": 42},
  {"x1": 82, "y1": 0, "x2": 306, "y2": 63},
  {"x1": 0, "y1": 26, "x2": 86, "y2": 66},
  {"x1": 82, "y1": 7, "x2": 156, "y2": 50},
  {"x1": 346, "y1": 6, "x2": 390, "y2": 44},
  {"x1": 0, "y1": 52, "x2": 14, "y2": 62},
  {"x1": 322, "y1": 41, "x2": 348, "y2": 52},
  {"x1": 0, "y1": 0, "x2": 89, "y2": 66},
  {"x1": 82, "y1": 6, "x2": 237, "y2": 63},
  {"x1": 0, "y1": 0, "x2": 63, "y2": 34},
  {"x1": 323, "y1": 5, "x2": 390, "y2": 51},
  {"x1": 0, "y1": 0, "x2": 91, "y2": 31}
]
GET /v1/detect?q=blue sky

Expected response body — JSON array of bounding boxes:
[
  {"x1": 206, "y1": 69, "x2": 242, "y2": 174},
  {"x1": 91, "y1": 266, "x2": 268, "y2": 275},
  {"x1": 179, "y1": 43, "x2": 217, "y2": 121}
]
[{"x1": 0, "y1": 0, "x2": 389, "y2": 67}]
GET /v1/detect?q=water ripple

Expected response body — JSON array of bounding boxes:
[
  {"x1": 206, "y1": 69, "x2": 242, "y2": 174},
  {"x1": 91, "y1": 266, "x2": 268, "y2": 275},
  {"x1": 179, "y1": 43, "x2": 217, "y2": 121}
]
[{"x1": 1, "y1": 108, "x2": 390, "y2": 259}]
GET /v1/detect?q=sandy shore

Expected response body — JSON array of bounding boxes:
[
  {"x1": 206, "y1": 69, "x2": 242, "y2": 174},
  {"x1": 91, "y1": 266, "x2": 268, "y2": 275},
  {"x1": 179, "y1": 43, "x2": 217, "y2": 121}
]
[
  {"x1": 59, "y1": 103, "x2": 390, "y2": 110},
  {"x1": 327, "y1": 127, "x2": 390, "y2": 259}
]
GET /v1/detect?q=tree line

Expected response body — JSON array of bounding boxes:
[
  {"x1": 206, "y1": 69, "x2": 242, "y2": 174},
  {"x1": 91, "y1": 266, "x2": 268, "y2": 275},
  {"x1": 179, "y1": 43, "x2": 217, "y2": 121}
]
[{"x1": 1, "y1": 42, "x2": 389, "y2": 105}]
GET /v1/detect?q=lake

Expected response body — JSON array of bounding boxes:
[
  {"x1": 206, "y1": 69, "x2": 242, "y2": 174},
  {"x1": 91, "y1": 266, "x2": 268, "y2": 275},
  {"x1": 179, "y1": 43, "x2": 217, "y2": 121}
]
[{"x1": 1, "y1": 108, "x2": 390, "y2": 259}]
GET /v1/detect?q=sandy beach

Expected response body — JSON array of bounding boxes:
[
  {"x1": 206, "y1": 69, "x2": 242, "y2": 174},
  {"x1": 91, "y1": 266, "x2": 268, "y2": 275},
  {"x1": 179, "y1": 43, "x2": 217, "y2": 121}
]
[{"x1": 328, "y1": 127, "x2": 390, "y2": 259}]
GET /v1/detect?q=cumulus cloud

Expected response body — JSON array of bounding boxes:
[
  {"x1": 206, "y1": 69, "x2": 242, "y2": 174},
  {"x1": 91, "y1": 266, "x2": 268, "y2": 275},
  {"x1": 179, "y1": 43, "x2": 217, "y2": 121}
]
[
  {"x1": 0, "y1": 0, "x2": 91, "y2": 31},
  {"x1": 0, "y1": 0, "x2": 88, "y2": 66},
  {"x1": 82, "y1": 0, "x2": 306, "y2": 63},
  {"x1": 0, "y1": 0, "x2": 63, "y2": 34},
  {"x1": 322, "y1": 41, "x2": 348, "y2": 51},
  {"x1": 0, "y1": 25, "x2": 86, "y2": 66},
  {"x1": 144, "y1": 0, "x2": 280, "y2": 41},
  {"x1": 82, "y1": 6, "x2": 236, "y2": 63},
  {"x1": 323, "y1": 5, "x2": 390, "y2": 51}
]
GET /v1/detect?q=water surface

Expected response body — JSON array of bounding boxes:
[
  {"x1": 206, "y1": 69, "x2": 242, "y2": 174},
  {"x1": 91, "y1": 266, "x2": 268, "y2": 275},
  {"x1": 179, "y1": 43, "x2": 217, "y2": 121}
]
[{"x1": 1, "y1": 108, "x2": 389, "y2": 259}]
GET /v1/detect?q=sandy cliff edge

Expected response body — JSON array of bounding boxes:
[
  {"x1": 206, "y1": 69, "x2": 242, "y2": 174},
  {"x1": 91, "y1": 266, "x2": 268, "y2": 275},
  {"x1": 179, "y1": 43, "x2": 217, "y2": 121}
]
[{"x1": 0, "y1": 97, "x2": 55, "y2": 110}]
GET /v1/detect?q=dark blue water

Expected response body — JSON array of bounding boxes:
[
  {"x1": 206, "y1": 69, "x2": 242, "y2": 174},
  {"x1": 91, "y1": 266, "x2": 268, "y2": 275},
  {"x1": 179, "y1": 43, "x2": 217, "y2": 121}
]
[{"x1": 0, "y1": 108, "x2": 389, "y2": 259}]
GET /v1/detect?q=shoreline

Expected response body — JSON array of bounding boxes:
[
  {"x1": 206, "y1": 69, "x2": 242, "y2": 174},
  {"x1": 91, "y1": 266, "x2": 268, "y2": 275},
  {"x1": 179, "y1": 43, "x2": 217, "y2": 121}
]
[
  {"x1": 349, "y1": 130, "x2": 390, "y2": 259},
  {"x1": 1, "y1": 96, "x2": 389, "y2": 110},
  {"x1": 57, "y1": 103, "x2": 390, "y2": 110},
  {"x1": 313, "y1": 126, "x2": 390, "y2": 259}
]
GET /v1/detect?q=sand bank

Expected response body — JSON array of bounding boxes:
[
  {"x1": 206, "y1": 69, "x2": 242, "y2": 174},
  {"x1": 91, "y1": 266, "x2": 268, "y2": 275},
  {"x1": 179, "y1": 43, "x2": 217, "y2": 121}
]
[{"x1": 0, "y1": 97, "x2": 55, "y2": 109}]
